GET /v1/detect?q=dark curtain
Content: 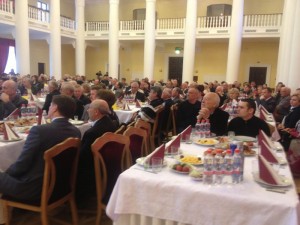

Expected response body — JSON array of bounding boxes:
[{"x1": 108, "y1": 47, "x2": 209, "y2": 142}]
[{"x1": 0, "y1": 38, "x2": 15, "y2": 74}]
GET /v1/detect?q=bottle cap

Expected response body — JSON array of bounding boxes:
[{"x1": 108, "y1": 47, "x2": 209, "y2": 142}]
[
  {"x1": 216, "y1": 149, "x2": 223, "y2": 154},
  {"x1": 226, "y1": 149, "x2": 231, "y2": 154},
  {"x1": 235, "y1": 149, "x2": 240, "y2": 153}
]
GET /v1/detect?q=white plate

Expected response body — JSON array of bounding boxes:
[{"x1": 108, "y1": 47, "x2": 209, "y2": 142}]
[
  {"x1": 277, "y1": 157, "x2": 288, "y2": 165},
  {"x1": 253, "y1": 172, "x2": 292, "y2": 188},
  {"x1": 136, "y1": 157, "x2": 167, "y2": 167},
  {"x1": 234, "y1": 136, "x2": 256, "y2": 142},
  {"x1": 0, "y1": 137, "x2": 23, "y2": 142},
  {"x1": 175, "y1": 155, "x2": 203, "y2": 166},
  {"x1": 193, "y1": 138, "x2": 219, "y2": 146},
  {"x1": 69, "y1": 120, "x2": 84, "y2": 126},
  {"x1": 14, "y1": 126, "x2": 32, "y2": 133},
  {"x1": 169, "y1": 165, "x2": 191, "y2": 174}
]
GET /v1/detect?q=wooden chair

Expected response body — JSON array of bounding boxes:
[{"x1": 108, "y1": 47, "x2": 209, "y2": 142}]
[
  {"x1": 150, "y1": 106, "x2": 165, "y2": 150},
  {"x1": 1, "y1": 137, "x2": 81, "y2": 225},
  {"x1": 114, "y1": 124, "x2": 127, "y2": 134},
  {"x1": 123, "y1": 126, "x2": 148, "y2": 163},
  {"x1": 91, "y1": 132, "x2": 131, "y2": 225},
  {"x1": 170, "y1": 104, "x2": 178, "y2": 136},
  {"x1": 135, "y1": 118, "x2": 152, "y2": 153}
]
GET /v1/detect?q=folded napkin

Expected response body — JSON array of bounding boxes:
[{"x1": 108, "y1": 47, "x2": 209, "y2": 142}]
[
  {"x1": 258, "y1": 154, "x2": 283, "y2": 185},
  {"x1": 261, "y1": 140, "x2": 280, "y2": 164},
  {"x1": 3, "y1": 122, "x2": 20, "y2": 141},
  {"x1": 136, "y1": 99, "x2": 142, "y2": 108},
  {"x1": 37, "y1": 108, "x2": 43, "y2": 125},
  {"x1": 258, "y1": 130, "x2": 276, "y2": 150},
  {"x1": 123, "y1": 102, "x2": 131, "y2": 111},
  {"x1": 143, "y1": 144, "x2": 165, "y2": 165},
  {"x1": 181, "y1": 125, "x2": 192, "y2": 138},
  {"x1": 7, "y1": 108, "x2": 20, "y2": 119},
  {"x1": 165, "y1": 134, "x2": 181, "y2": 153},
  {"x1": 271, "y1": 124, "x2": 281, "y2": 141}
]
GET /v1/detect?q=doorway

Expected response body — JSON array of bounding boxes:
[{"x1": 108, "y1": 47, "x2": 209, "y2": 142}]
[
  {"x1": 248, "y1": 66, "x2": 267, "y2": 85},
  {"x1": 168, "y1": 57, "x2": 183, "y2": 85},
  {"x1": 38, "y1": 62, "x2": 45, "y2": 75}
]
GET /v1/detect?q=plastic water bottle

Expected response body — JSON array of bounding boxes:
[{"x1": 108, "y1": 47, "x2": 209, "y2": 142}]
[
  {"x1": 195, "y1": 120, "x2": 201, "y2": 139},
  {"x1": 232, "y1": 149, "x2": 242, "y2": 184},
  {"x1": 223, "y1": 149, "x2": 233, "y2": 185},
  {"x1": 214, "y1": 149, "x2": 224, "y2": 185},
  {"x1": 203, "y1": 149, "x2": 214, "y2": 185},
  {"x1": 205, "y1": 119, "x2": 211, "y2": 137},
  {"x1": 21, "y1": 104, "x2": 27, "y2": 118}
]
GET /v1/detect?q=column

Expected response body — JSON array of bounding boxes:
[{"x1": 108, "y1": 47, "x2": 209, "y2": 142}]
[
  {"x1": 50, "y1": 0, "x2": 62, "y2": 80},
  {"x1": 225, "y1": 0, "x2": 244, "y2": 83},
  {"x1": 182, "y1": 0, "x2": 197, "y2": 83},
  {"x1": 276, "y1": 0, "x2": 297, "y2": 85},
  {"x1": 143, "y1": 0, "x2": 156, "y2": 80},
  {"x1": 109, "y1": 0, "x2": 119, "y2": 78},
  {"x1": 287, "y1": 0, "x2": 300, "y2": 92},
  {"x1": 14, "y1": 0, "x2": 30, "y2": 75},
  {"x1": 75, "y1": 0, "x2": 85, "y2": 76}
]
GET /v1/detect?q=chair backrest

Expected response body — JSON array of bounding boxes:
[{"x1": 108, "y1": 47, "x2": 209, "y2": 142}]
[
  {"x1": 114, "y1": 124, "x2": 127, "y2": 134},
  {"x1": 91, "y1": 132, "x2": 131, "y2": 205},
  {"x1": 42, "y1": 137, "x2": 81, "y2": 206},
  {"x1": 170, "y1": 104, "x2": 178, "y2": 136},
  {"x1": 135, "y1": 118, "x2": 152, "y2": 151},
  {"x1": 152, "y1": 106, "x2": 165, "y2": 137},
  {"x1": 123, "y1": 126, "x2": 148, "y2": 163}
]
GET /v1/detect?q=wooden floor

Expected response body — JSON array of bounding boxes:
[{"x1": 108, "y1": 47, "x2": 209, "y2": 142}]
[{"x1": 5, "y1": 197, "x2": 113, "y2": 225}]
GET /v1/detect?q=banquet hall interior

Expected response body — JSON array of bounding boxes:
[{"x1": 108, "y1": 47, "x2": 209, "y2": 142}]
[{"x1": 0, "y1": 0, "x2": 300, "y2": 224}]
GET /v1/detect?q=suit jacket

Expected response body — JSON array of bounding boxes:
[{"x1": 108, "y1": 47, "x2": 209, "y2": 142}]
[
  {"x1": 259, "y1": 96, "x2": 276, "y2": 113},
  {"x1": 125, "y1": 90, "x2": 146, "y2": 102},
  {"x1": 0, "y1": 118, "x2": 81, "y2": 202},
  {"x1": 0, "y1": 95, "x2": 28, "y2": 120},
  {"x1": 208, "y1": 108, "x2": 229, "y2": 136},
  {"x1": 274, "y1": 96, "x2": 291, "y2": 122},
  {"x1": 76, "y1": 116, "x2": 117, "y2": 200},
  {"x1": 42, "y1": 89, "x2": 60, "y2": 113},
  {"x1": 284, "y1": 106, "x2": 300, "y2": 129}
]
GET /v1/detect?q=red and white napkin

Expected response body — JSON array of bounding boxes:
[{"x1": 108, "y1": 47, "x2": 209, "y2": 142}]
[
  {"x1": 165, "y1": 134, "x2": 181, "y2": 153},
  {"x1": 123, "y1": 102, "x2": 131, "y2": 111},
  {"x1": 7, "y1": 108, "x2": 20, "y2": 119},
  {"x1": 37, "y1": 108, "x2": 47, "y2": 125},
  {"x1": 258, "y1": 154, "x2": 284, "y2": 185},
  {"x1": 181, "y1": 125, "x2": 192, "y2": 138},
  {"x1": 258, "y1": 130, "x2": 276, "y2": 150},
  {"x1": 261, "y1": 140, "x2": 280, "y2": 164},
  {"x1": 3, "y1": 122, "x2": 20, "y2": 141},
  {"x1": 143, "y1": 144, "x2": 165, "y2": 165}
]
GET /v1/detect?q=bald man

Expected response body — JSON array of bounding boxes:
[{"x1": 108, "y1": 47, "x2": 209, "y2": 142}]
[
  {"x1": 76, "y1": 99, "x2": 117, "y2": 203},
  {"x1": 0, "y1": 80, "x2": 28, "y2": 120},
  {"x1": 274, "y1": 87, "x2": 291, "y2": 123},
  {"x1": 198, "y1": 92, "x2": 229, "y2": 136}
]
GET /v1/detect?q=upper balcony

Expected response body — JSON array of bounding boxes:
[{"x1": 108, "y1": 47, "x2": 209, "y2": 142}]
[{"x1": 0, "y1": 0, "x2": 282, "y2": 42}]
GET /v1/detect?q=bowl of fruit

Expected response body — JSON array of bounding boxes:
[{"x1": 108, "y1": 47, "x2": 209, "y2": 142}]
[{"x1": 170, "y1": 163, "x2": 192, "y2": 174}]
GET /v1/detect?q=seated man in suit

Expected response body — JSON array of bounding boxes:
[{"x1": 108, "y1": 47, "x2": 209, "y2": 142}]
[
  {"x1": 228, "y1": 98, "x2": 271, "y2": 138},
  {"x1": 125, "y1": 81, "x2": 146, "y2": 102},
  {"x1": 0, "y1": 95, "x2": 81, "y2": 203},
  {"x1": 198, "y1": 92, "x2": 229, "y2": 136},
  {"x1": 258, "y1": 87, "x2": 276, "y2": 113},
  {"x1": 0, "y1": 79, "x2": 28, "y2": 120},
  {"x1": 42, "y1": 80, "x2": 60, "y2": 113},
  {"x1": 149, "y1": 86, "x2": 164, "y2": 108},
  {"x1": 76, "y1": 99, "x2": 117, "y2": 203}
]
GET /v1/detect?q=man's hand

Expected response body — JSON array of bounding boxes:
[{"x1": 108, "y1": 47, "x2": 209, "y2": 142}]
[
  {"x1": 1, "y1": 93, "x2": 10, "y2": 103},
  {"x1": 197, "y1": 107, "x2": 210, "y2": 120}
]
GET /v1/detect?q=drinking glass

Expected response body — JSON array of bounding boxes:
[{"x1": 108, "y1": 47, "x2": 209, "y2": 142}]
[
  {"x1": 228, "y1": 131, "x2": 235, "y2": 141},
  {"x1": 74, "y1": 116, "x2": 78, "y2": 121},
  {"x1": 185, "y1": 134, "x2": 192, "y2": 144},
  {"x1": 170, "y1": 146, "x2": 179, "y2": 157},
  {"x1": 151, "y1": 157, "x2": 163, "y2": 173}
]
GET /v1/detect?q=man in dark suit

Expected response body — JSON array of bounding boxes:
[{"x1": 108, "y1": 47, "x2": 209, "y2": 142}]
[
  {"x1": 198, "y1": 92, "x2": 229, "y2": 136},
  {"x1": 0, "y1": 95, "x2": 81, "y2": 202},
  {"x1": 0, "y1": 80, "x2": 28, "y2": 120},
  {"x1": 259, "y1": 87, "x2": 276, "y2": 113},
  {"x1": 125, "y1": 81, "x2": 146, "y2": 102},
  {"x1": 42, "y1": 80, "x2": 60, "y2": 113},
  {"x1": 76, "y1": 99, "x2": 117, "y2": 203}
]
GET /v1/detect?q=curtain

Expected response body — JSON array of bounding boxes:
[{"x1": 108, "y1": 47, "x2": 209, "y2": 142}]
[{"x1": 0, "y1": 38, "x2": 15, "y2": 74}]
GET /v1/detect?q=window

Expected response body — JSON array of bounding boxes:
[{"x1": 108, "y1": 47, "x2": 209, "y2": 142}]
[
  {"x1": 37, "y1": 1, "x2": 49, "y2": 11},
  {"x1": 4, "y1": 46, "x2": 17, "y2": 74}
]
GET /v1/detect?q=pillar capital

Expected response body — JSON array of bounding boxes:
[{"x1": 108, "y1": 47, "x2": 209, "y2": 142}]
[
  {"x1": 109, "y1": 0, "x2": 119, "y2": 5},
  {"x1": 76, "y1": 0, "x2": 85, "y2": 8}
]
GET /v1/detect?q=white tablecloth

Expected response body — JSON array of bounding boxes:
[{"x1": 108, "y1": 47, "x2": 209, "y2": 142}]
[
  {"x1": 106, "y1": 142, "x2": 300, "y2": 225},
  {"x1": 115, "y1": 106, "x2": 140, "y2": 124}
]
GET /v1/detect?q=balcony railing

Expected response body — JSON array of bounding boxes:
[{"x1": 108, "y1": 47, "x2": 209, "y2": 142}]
[
  {"x1": 157, "y1": 18, "x2": 185, "y2": 30},
  {"x1": 28, "y1": 5, "x2": 50, "y2": 23},
  {"x1": 61, "y1": 16, "x2": 75, "y2": 30},
  {"x1": 243, "y1": 14, "x2": 282, "y2": 27},
  {"x1": 120, "y1": 20, "x2": 144, "y2": 31},
  {"x1": 0, "y1": 0, "x2": 13, "y2": 13},
  {"x1": 86, "y1": 21, "x2": 109, "y2": 32}
]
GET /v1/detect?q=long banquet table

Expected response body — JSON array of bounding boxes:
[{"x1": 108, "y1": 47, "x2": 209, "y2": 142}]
[{"x1": 106, "y1": 141, "x2": 300, "y2": 225}]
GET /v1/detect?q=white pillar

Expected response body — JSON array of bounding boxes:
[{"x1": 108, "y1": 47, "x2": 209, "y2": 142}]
[
  {"x1": 75, "y1": 0, "x2": 85, "y2": 76},
  {"x1": 109, "y1": 0, "x2": 119, "y2": 79},
  {"x1": 287, "y1": 0, "x2": 300, "y2": 92},
  {"x1": 144, "y1": 0, "x2": 156, "y2": 80},
  {"x1": 14, "y1": 0, "x2": 30, "y2": 75},
  {"x1": 182, "y1": 0, "x2": 197, "y2": 83},
  {"x1": 225, "y1": 0, "x2": 244, "y2": 83},
  {"x1": 50, "y1": 0, "x2": 62, "y2": 80},
  {"x1": 276, "y1": 0, "x2": 297, "y2": 85}
]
